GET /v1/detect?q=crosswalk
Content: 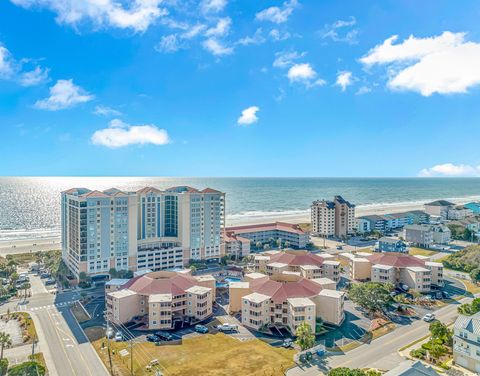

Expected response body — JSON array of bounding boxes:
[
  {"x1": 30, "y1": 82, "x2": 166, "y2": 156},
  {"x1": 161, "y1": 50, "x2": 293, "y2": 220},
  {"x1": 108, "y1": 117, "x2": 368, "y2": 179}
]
[{"x1": 16, "y1": 301, "x2": 78, "y2": 312}]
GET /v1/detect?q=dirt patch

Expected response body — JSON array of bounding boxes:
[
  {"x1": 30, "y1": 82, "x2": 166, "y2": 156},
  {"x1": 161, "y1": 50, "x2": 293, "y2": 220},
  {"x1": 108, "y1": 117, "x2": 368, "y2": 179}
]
[
  {"x1": 71, "y1": 302, "x2": 91, "y2": 323},
  {"x1": 84, "y1": 326, "x2": 106, "y2": 342}
]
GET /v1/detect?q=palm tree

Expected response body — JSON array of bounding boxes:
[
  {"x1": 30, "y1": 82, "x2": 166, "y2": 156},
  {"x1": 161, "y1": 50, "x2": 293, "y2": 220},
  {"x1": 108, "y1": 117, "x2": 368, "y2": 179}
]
[
  {"x1": 21, "y1": 282, "x2": 31, "y2": 299},
  {"x1": 0, "y1": 332, "x2": 12, "y2": 359}
]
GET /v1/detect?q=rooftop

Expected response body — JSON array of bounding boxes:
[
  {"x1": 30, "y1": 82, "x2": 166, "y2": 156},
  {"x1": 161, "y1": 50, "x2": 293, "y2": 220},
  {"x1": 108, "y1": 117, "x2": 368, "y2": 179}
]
[
  {"x1": 367, "y1": 252, "x2": 427, "y2": 268},
  {"x1": 454, "y1": 312, "x2": 480, "y2": 335},
  {"x1": 106, "y1": 278, "x2": 130, "y2": 286},
  {"x1": 287, "y1": 297, "x2": 315, "y2": 307},
  {"x1": 185, "y1": 285, "x2": 211, "y2": 295},
  {"x1": 226, "y1": 221, "x2": 308, "y2": 236},
  {"x1": 229, "y1": 281, "x2": 250, "y2": 289},
  {"x1": 384, "y1": 360, "x2": 440, "y2": 376},
  {"x1": 109, "y1": 289, "x2": 137, "y2": 299},
  {"x1": 243, "y1": 292, "x2": 271, "y2": 304},
  {"x1": 318, "y1": 290, "x2": 344, "y2": 298}
]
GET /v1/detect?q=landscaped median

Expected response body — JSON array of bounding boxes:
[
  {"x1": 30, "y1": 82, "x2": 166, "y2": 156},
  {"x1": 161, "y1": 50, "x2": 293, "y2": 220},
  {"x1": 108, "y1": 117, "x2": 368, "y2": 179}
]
[{"x1": 93, "y1": 333, "x2": 295, "y2": 376}]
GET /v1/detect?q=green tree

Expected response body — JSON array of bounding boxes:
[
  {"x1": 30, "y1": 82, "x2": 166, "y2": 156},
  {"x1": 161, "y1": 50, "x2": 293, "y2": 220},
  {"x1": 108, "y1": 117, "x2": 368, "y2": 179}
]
[
  {"x1": 255, "y1": 241, "x2": 263, "y2": 250},
  {"x1": 20, "y1": 282, "x2": 31, "y2": 299},
  {"x1": 427, "y1": 341, "x2": 447, "y2": 360},
  {"x1": 78, "y1": 272, "x2": 87, "y2": 282},
  {"x1": 470, "y1": 268, "x2": 480, "y2": 283},
  {"x1": 295, "y1": 322, "x2": 315, "y2": 351},
  {"x1": 108, "y1": 268, "x2": 118, "y2": 278},
  {"x1": 0, "y1": 332, "x2": 12, "y2": 359},
  {"x1": 9, "y1": 272, "x2": 18, "y2": 287},
  {"x1": 429, "y1": 321, "x2": 452, "y2": 345},
  {"x1": 348, "y1": 282, "x2": 394, "y2": 313}
]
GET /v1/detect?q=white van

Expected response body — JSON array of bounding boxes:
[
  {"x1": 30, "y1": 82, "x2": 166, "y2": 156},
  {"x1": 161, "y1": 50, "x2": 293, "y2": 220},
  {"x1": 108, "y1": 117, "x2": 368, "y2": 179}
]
[{"x1": 217, "y1": 323, "x2": 238, "y2": 332}]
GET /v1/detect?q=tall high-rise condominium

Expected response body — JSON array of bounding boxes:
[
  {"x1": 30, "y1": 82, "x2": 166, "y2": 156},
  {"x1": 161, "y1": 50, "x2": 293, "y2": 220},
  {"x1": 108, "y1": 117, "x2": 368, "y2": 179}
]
[
  {"x1": 61, "y1": 186, "x2": 225, "y2": 278},
  {"x1": 311, "y1": 195, "x2": 355, "y2": 238}
]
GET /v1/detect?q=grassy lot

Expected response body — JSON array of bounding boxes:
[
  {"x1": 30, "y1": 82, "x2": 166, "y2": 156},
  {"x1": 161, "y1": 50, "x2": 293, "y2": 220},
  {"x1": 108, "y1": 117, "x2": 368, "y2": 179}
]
[
  {"x1": 458, "y1": 279, "x2": 480, "y2": 294},
  {"x1": 0, "y1": 253, "x2": 37, "y2": 266},
  {"x1": 71, "y1": 302, "x2": 91, "y2": 323},
  {"x1": 93, "y1": 333, "x2": 295, "y2": 376},
  {"x1": 408, "y1": 247, "x2": 438, "y2": 256}
]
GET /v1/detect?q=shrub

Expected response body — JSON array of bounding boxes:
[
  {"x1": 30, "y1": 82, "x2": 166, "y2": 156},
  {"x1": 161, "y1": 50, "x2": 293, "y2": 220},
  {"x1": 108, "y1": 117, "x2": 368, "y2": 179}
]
[
  {"x1": 0, "y1": 358, "x2": 8, "y2": 376},
  {"x1": 8, "y1": 361, "x2": 45, "y2": 376}
]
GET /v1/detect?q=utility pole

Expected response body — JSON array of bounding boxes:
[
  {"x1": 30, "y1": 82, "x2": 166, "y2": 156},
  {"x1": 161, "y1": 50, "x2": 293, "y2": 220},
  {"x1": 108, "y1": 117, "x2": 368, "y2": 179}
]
[
  {"x1": 106, "y1": 319, "x2": 114, "y2": 375},
  {"x1": 130, "y1": 338, "x2": 134, "y2": 376}
]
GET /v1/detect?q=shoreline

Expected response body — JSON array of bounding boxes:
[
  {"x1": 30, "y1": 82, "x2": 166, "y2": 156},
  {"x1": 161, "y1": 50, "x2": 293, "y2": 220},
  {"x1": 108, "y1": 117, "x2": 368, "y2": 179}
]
[{"x1": 0, "y1": 196, "x2": 477, "y2": 254}]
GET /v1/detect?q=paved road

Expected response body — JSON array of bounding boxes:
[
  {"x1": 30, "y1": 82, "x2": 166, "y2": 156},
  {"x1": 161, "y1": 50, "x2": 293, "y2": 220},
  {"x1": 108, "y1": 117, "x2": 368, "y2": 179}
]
[
  {"x1": 287, "y1": 293, "x2": 476, "y2": 376},
  {"x1": 0, "y1": 272, "x2": 108, "y2": 376}
]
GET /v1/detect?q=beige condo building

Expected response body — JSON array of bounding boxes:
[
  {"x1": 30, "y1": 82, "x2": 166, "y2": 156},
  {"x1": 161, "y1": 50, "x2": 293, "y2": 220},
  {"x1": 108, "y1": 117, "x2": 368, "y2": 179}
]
[
  {"x1": 229, "y1": 272, "x2": 344, "y2": 334},
  {"x1": 254, "y1": 250, "x2": 341, "y2": 282},
  {"x1": 349, "y1": 252, "x2": 443, "y2": 292},
  {"x1": 106, "y1": 270, "x2": 216, "y2": 330}
]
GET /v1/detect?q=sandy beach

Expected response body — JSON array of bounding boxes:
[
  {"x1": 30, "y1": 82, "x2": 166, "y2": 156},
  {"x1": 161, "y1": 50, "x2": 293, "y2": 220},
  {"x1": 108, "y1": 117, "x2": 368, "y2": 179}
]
[{"x1": 0, "y1": 196, "x2": 476, "y2": 256}]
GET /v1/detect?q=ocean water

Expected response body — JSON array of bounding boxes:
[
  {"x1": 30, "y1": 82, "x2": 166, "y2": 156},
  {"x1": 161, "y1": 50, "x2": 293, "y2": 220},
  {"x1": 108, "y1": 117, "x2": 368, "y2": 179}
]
[{"x1": 1, "y1": 177, "x2": 480, "y2": 241}]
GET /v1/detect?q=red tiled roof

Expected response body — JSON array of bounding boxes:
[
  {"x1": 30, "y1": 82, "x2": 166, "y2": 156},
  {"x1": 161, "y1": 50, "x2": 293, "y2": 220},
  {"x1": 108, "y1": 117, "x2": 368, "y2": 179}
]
[
  {"x1": 122, "y1": 273, "x2": 199, "y2": 296},
  {"x1": 226, "y1": 222, "x2": 307, "y2": 236},
  {"x1": 201, "y1": 188, "x2": 222, "y2": 194},
  {"x1": 269, "y1": 252, "x2": 325, "y2": 267},
  {"x1": 366, "y1": 253, "x2": 426, "y2": 268},
  {"x1": 250, "y1": 277, "x2": 323, "y2": 303},
  {"x1": 81, "y1": 190, "x2": 110, "y2": 198},
  {"x1": 136, "y1": 187, "x2": 162, "y2": 195}
]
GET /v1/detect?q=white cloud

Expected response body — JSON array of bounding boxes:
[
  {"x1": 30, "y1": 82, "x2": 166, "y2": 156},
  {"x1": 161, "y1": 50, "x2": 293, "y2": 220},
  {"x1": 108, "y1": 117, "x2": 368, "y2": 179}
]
[
  {"x1": 205, "y1": 17, "x2": 231, "y2": 37},
  {"x1": 19, "y1": 66, "x2": 49, "y2": 86},
  {"x1": 287, "y1": 63, "x2": 325, "y2": 88},
  {"x1": 269, "y1": 28, "x2": 291, "y2": 41},
  {"x1": 256, "y1": 0, "x2": 298, "y2": 24},
  {"x1": 360, "y1": 31, "x2": 480, "y2": 96},
  {"x1": 355, "y1": 86, "x2": 371, "y2": 95},
  {"x1": 93, "y1": 105, "x2": 122, "y2": 116},
  {"x1": 237, "y1": 106, "x2": 259, "y2": 126},
  {"x1": 10, "y1": 0, "x2": 167, "y2": 32},
  {"x1": 0, "y1": 42, "x2": 49, "y2": 86},
  {"x1": 202, "y1": 38, "x2": 233, "y2": 56},
  {"x1": 419, "y1": 163, "x2": 480, "y2": 177},
  {"x1": 91, "y1": 118, "x2": 170, "y2": 148},
  {"x1": 336, "y1": 71, "x2": 353, "y2": 91},
  {"x1": 200, "y1": 0, "x2": 227, "y2": 13},
  {"x1": 181, "y1": 24, "x2": 207, "y2": 39},
  {"x1": 0, "y1": 45, "x2": 17, "y2": 79},
  {"x1": 237, "y1": 28, "x2": 265, "y2": 46},
  {"x1": 35, "y1": 79, "x2": 94, "y2": 110},
  {"x1": 155, "y1": 34, "x2": 181, "y2": 53},
  {"x1": 273, "y1": 50, "x2": 306, "y2": 68},
  {"x1": 319, "y1": 16, "x2": 358, "y2": 44}
]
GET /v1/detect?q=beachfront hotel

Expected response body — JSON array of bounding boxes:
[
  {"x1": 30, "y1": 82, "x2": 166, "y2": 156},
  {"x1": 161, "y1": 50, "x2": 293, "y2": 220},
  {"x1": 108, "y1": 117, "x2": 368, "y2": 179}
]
[
  {"x1": 311, "y1": 196, "x2": 355, "y2": 237},
  {"x1": 61, "y1": 186, "x2": 225, "y2": 278},
  {"x1": 105, "y1": 270, "x2": 216, "y2": 328},
  {"x1": 229, "y1": 272, "x2": 344, "y2": 334},
  {"x1": 348, "y1": 252, "x2": 443, "y2": 292}
]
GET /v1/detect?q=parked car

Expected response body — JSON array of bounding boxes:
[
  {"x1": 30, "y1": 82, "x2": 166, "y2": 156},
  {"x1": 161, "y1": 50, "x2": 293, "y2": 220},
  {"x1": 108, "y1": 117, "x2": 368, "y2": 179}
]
[
  {"x1": 40, "y1": 273, "x2": 51, "y2": 279},
  {"x1": 194, "y1": 325, "x2": 209, "y2": 334},
  {"x1": 44, "y1": 278, "x2": 56, "y2": 285},
  {"x1": 155, "y1": 331, "x2": 173, "y2": 341},
  {"x1": 216, "y1": 323, "x2": 238, "y2": 332},
  {"x1": 423, "y1": 313, "x2": 436, "y2": 322},
  {"x1": 336, "y1": 245, "x2": 343, "y2": 250},
  {"x1": 114, "y1": 331, "x2": 123, "y2": 341},
  {"x1": 442, "y1": 291, "x2": 450, "y2": 299},
  {"x1": 146, "y1": 334, "x2": 160, "y2": 342},
  {"x1": 282, "y1": 338, "x2": 293, "y2": 348}
]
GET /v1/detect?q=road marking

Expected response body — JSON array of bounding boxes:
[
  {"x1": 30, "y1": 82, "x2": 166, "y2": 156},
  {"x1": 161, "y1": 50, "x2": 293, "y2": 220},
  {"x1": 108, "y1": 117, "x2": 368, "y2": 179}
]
[{"x1": 44, "y1": 304, "x2": 78, "y2": 376}]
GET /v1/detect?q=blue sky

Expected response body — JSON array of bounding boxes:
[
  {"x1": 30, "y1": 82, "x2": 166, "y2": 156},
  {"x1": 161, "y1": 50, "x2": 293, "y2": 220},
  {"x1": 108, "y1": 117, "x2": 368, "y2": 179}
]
[{"x1": 1, "y1": 0, "x2": 480, "y2": 177}]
